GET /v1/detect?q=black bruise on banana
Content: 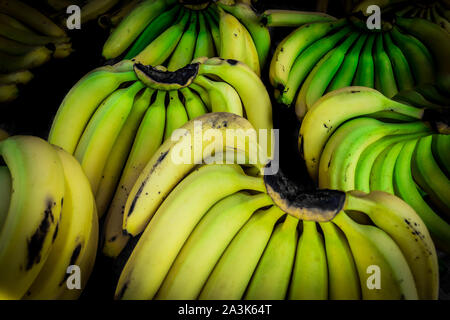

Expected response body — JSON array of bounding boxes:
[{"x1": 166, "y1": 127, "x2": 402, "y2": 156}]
[
  {"x1": 127, "y1": 151, "x2": 169, "y2": 219},
  {"x1": 134, "y1": 63, "x2": 199, "y2": 90},
  {"x1": 263, "y1": 163, "x2": 346, "y2": 222},
  {"x1": 26, "y1": 198, "x2": 55, "y2": 270}
]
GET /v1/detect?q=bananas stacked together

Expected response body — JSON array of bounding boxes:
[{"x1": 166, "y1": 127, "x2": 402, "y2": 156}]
[
  {"x1": 393, "y1": 1, "x2": 450, "y2": 33},
  {"x1": 300, "y1": 86, "x2": 450, "y2": 253},
  {"x1": 110, "y1": 112, "x2": 438, "y2": 300},
  {"x1": 102, "y1": 0, "x2": 270, "y2": 75},
  {"x1": 48, "y1": 57, "x2": 273, "y2": 257},
  {"x1": 354, "y1": 0, "x2": 450, "y2": 33},
  {"x1": 0, "y1": 135, "x2": 98, "y2": 299},
  {"x1": 0, "y1": 0, "x2": 72, "y2": 102},
  {"x1": 269, "y1": 14, "x2": 450, "y2": 119}
]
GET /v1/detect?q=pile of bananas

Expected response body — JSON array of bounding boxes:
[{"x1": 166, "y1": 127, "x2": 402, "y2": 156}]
[
  {"x1": 102, "y1": 0, "x2": 270, "y2": 75},
  {"x1": 269, "y1": 13, "x2": 450, "y2": 119},
  {"x1": 48, "y1": 57, "x2": 272, "y2": 257},
  {"x1": 0, "y1": 0, "x2": 72, "y2": 102},
  {"x1": 299, "y1": 86, "x2": 450, "y2": 252},
  {"x1": 354, "y1": 0, "x2": 450, "y2": 33},
  {"x1": 109, "y1": 112, "x2": 438, "y2": 300},
  {"x1": 0, "y1": 135, "x2": 97, "y2": 299}
]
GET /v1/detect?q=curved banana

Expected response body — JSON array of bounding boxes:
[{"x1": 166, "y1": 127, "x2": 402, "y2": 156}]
[
  {"x1": 103, "y1": 89, "x2": 165, "y2": 258},
  {"x1": 180, "y1": 87, "x2": 208, "y2": 120},
  {"x1": 74, "y1": 81, "x2": 144, "y2": 194},
  {"x1": 164, "y1": 90, "x2": 189, "y2": 140},
  {"x1": 261, "y1": 9, "x2": 336, "y2": 27},
  {"x1": 289, "y1": 221, "x2": 328, "y2": 300},
  {"x1": 193, "y1": 12, "x2": 215, "y2": 60},
  {"x1": 95, "y1": 88, "x2": 153, "y2": 218},
  {"x1": 431, "y1": 133, "x2": 450, "y2": 176},
  {"x1": 353, "y1": 34, "x2": 375, "y2": 88},
  {"x1": 0, "y1": 136, "x2": 64, "y2": 299},
  {"x1": 49, "y1": 65, "x2": 138, "y2": 154},
  {"x1": 0, "y1": 47, "x2": 52, "y2": 73},
  {"x1": 373, "y1": 34, "x2": 398, "y2": 98},
  {"x1": 245, "y1": 214, "x2": 298, "y2": 300},
  {"x1": 199, "y1": 206, "x2": 285, "y2": 300},
  {"x1": 167, "y1": 10, "x2": 197, "y2": 71}
]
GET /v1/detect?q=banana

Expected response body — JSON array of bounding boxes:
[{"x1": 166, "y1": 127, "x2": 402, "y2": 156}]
[
  {"x1": 431, "y1": 3, "x2": 450, "y2": 33},
  {"x1": 383, "y1": 32, "x2": 415, "y2": 92},
  {"x1": 369, "y1": 140, "x2": 409, "y2": 194},
  {"x1": 333, "y1": 211, "x2": 418, "y2": 300},
  {"x1": 319, "y1": 221, "x2": 360, "y2": 299},
  {"x1": 0, "y1": 0, "x2": 66, "y2": 37},
  {"x1": 133, "y1": 9, "x2": 190, "y2": 65},
  {"x1": 412, "y1": 135, "x2": 450, "y2": 215},
  {"x1": 164, "y1": 90, "x2": 189, "y2": 140},
  {"x1": 327, "y1": 33, "x2": 368, "y2": 92},
  {"x1": 167, "y1": 10, "x2": 197, "y2": 71},
  {"x1": 0, "y1": 12, "x2": 32, "y2": 31},
  {"x1": 80, "y1": 0, "x2": 120, "y2": 24},
  {"x1": 116, "y1": 164, "x2": 267, "y2": 300},
  {"x1": 431, "y1": 133, "x2": 450, "y2": 177},
  {"x1": 345, "y1": 191, "x2": 439, "y2": 299},
  {"x1": 0, "y1": 83, "x2": 18, "y2": 102},
  {"x1": 353, "y1": 34, "x2": 375, "y2": 88},
  {"x1": 373, "y1": 34, "x2": 398, "y2": 98},
  {"x1": 95, "y1": 88, "x2": 153, "y2": 218},
  {"x1": 245, "y1": 214, "x2": 298, "y2": 300},
  {"x1": 296, "y1": 32, "x2": 360, "y2": 117},
  {"x1": 204, "y1": 8, "x2": 221, "y2": 53},
  {"x1": 24, "y1": 147, "x2": 96, "y2": 299},
  {"x1": 103, "y1": 89, "x2": 165, "y2": 258},
  {"x1": 193, "y1": 12, "x2": 215, "y2": 60},
  {"x1": 270, "y1": 19, "x2": 347, "y2": 88},
  {"x1": 319, "y1": 118, "x2": 430, "y2": 191},
  {"x1": 156, "y1": 192, "x2": 273, "y2": 300},
  {"x1": 217, "y1": 8, "x2": 247, "y2": 68},
  {"x1": 0, "y1": 22, "x2": 69, "y2": 45},
  {"x1": 393, "y1": 89, "x2": 442, "y2": 109},
  {"x1": 124, "y1": 4, "x2": 183, "y2": 61},
  {"x1": 415, "y1": 83, "x2": 450, "y2": 105},
  {"x1": 180, "y1": 87, "x2": 208, "y2": 120},
  {"x1": 0, "y1": 47, "x2": 52, "y2": 73},
  {"x1": 289, "y1": 221, "x2": 328, "y2": 300},
  {"x1": 280, "y1": 25, "x2": 352, "y2": 106},
  {"x1": 193, "y1": 74, "x2": 243, "y2": 116},
  {"x1": 0, "y1": 165, "x2": 11, "y2": 229},
  {"x1": 393, "y1": 139, "x2": 450, "y2": 252},
  {"x1": 261, "y1": 9, "x2": 336, "y2": 27},
  {"x1": 355, "y1": 132, "x2": 430, "y2": 193},
  {"x1": 299, "y1": 86, "x2": 424, "y2": 182},
  {"x1": 199, "y1": 206, "x2": 285, "y2": 300},
  {"x1": 102, "y1": 0, "x2": 141, "y2": 27},
  {"x1": 389, "y1": 25, "x2": 435, "y2": 86},
  {"x1": 396, "y1": 16, "x2": 450, "y2": 91},
  {"x1": 74, "y1": 81, "x2": 144, "y2": 194},
  {"x1": 198, "y1": 58, "x2": 273, "y2": 155},
  {"x1": 122, "y1": 112, "x2": 265, "y2": 237},
  {"x1": 219, "y1": 1, "x2": 271, "y2": 68},
  {"x1": 0, "y1": 136, "x2": 64, "y2": 299},
  {"x1": 189, "y1": 82, "x2": 211, "y2": 111},
  {"x1": 102, "y1": 0, "x2": 176, "y2": 59},
  {"x1": 0, "y1": 35, "x2": 41, "y2": 55},
  {"x1": 49, "y1": 65, "x2": 138, "y2": 154}
]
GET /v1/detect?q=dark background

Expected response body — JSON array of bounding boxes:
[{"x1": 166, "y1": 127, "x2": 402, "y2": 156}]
[{"x1": 1, "y1": 0, "x2": 449, "y2": 300}]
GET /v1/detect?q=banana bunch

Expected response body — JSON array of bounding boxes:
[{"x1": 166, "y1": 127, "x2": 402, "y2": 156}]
[
  {"x1": 300, "y1": 86, "x2": 450, "y2": 252},
  {"x1": 269, "y1": 14, "x2": 450, "y2": 119},
  {"x1": 260, "y1": 9, "x2": 337, "y2": 28},
  {"x1": 110, "y1": 112, "x2": 438, "y2": 300},
  {"x1": 0, "y1": 0, "x2": 72, "y2": 102},
  {"x1": 0, "y1": 135, "x2": 98, "y2": 299},
  {"x1": 101, "y1": 0, "x2": 270, "y2": 75},
  {"x1": 393, "y1": 1, "x2": 450, "y2": 33},
  {"x1": 48, "y1": 57, "x2": 273, "y2": 257}
]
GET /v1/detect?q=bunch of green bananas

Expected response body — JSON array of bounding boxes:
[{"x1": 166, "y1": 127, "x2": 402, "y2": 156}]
[
  {"x1": 0, "y1": 0, "x2": 72, "y2": 102},
  {"x1": 392, "y1": 1, "x2": 450, "y2": 33},
  {"x1": 300, "y1": 86, "x2": 450, "y2": 253},
  {"x1": 0, "y1": 135, "x2": 98, "y2": 299},
  {"x1": 110, "y1": 112, "x2": 438, "y2": 300},
  {"x1": 102, "y1": 0, "x2": 270, "y2": 75},
  {"x1": 269, "y1": 14, "x2": 450, "y2": 119},
  {"x1": 48, "y1": 57, "x2": 273, "y2": 258}
]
